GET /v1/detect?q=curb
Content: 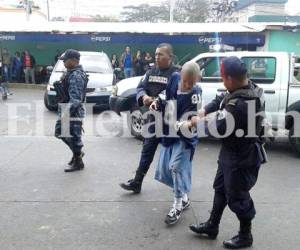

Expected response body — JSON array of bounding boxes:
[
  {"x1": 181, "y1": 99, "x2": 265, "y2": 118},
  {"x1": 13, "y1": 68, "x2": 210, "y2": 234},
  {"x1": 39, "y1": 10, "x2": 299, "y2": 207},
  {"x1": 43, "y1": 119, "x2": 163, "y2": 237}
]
[{"x1": 10, "y1": 83, "x2": 47, "y2": 90}]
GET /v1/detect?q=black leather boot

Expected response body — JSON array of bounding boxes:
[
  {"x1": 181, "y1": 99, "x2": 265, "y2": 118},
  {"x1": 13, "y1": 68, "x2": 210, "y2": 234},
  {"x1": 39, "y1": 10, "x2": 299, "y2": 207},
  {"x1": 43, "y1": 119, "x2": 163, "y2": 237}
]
[
  {"x1": 68, "y1": 156, "x2": 74, "y2": 166},
  {"x1": 68, "y1": 152, "x2": 85, "y2": 166},
  {"x1": 223, "y1": 220, "x2": 253, "y2": 249},
  {"x1": 119, "y1": 170, "x2": 145, "y2": 193},
  {"x1": 189, "y1": 219, "x2": 219, "y2": 239},
  {"x1": 64, "y1": 154, "x2": 84, "y2": 172},
  {"x1": 190, "y1": 191, "x2": 226, "y2": 239}
]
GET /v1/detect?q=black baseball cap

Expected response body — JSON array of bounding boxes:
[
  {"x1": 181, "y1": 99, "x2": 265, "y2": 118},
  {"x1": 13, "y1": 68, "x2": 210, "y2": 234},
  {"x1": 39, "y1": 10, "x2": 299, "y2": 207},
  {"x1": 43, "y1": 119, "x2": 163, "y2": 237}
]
[
  {"x1": 221, "y1": 56, "x2": 247, "y2": 78},
  {"x1": 60, "y1": 49, "x2": 80, "y2": 61}
]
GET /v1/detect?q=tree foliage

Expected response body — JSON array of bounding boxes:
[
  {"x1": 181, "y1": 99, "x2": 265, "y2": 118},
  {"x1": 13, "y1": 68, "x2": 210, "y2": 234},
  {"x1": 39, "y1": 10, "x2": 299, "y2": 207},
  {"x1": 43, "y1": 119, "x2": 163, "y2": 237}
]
[
  {"x1": 121, "y1": 0, "x2": 209, "y2": 23},
  {"x1": 92, "y1": 15, "x2": 119, "y2": 22}
]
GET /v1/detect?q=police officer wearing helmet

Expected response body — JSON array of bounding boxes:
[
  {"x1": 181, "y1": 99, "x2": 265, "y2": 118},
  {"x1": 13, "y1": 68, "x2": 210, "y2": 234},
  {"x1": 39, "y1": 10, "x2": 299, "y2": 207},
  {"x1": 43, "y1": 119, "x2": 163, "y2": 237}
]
[
  {"x1": 54, "y1": 49, "x2": 88, "y2": 172},
  {"x1": 188, "y1": 57, "x2": 266, "y2": 249},
  {"x1": 120, "y1": 43, "x2": 180, "y2": 193}
]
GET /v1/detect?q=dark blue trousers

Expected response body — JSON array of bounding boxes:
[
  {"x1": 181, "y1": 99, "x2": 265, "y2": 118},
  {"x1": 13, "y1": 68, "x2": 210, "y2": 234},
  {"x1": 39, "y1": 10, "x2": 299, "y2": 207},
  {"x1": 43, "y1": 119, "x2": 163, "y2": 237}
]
[
  {"x1": 55, "y1": 119, "x2": 83, "y2": 156},
  {"x1": 212, "y1": 145, "x2": 261, "y2": 222},
  {"x1": 137, "y1": 136, "x2": 160, "y2": 174}
]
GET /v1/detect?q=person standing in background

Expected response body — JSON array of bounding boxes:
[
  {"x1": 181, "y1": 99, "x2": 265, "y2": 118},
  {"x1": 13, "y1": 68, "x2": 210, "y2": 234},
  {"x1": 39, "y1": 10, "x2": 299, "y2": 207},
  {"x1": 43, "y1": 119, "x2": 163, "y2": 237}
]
[
  {"x1": 143, "y1": 52, "x2": 154, "y2": 73},
  {"x1": 134, "y1": 50, "x2": 144, "y2": 76},
  {"x1": 111, "y1": 54, "x2": 119, "y2": 69},
  {"x1": 120, "y1": 46, "x2": 133, "y2": 78},
  {"x1": 1, "y1": 48, "x2": 12, "y2": 96},
  {"x1": 23, "y1": 50, "x2": 36, "y2": 84},
  {"x1": 1, "y1": 48, "x2": 11, "y2": 83},
  {"x1": 13, "y1": 52, "x2": 23, "y2": 83}
]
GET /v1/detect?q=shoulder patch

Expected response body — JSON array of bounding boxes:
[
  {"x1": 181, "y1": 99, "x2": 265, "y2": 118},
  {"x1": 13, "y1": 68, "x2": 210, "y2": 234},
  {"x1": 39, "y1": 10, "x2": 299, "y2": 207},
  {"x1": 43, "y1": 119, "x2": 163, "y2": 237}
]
[{"x1": 227, "y1": 99, "x2": 238, "y2": 106}]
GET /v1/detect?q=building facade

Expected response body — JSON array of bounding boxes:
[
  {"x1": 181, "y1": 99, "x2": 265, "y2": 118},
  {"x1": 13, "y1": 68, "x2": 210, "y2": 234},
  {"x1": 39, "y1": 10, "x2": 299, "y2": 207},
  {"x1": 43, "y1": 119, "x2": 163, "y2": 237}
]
[{"x1": 233, "y1": 0, "x2": 288, "y2": 22}]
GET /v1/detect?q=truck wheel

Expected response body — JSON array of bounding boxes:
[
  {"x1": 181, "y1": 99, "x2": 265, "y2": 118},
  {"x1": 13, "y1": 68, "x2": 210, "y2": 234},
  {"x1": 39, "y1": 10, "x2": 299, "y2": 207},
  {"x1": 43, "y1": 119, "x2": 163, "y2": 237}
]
[
  {"x1": 44, "y1": 91, "x2": 57, "y2": 111},
  {"x1": 129, "y1": 105, "x2": 143, "y2": 140},
  {"x1": 288, "y1": 126, "x2": 300, "y2": 157}
]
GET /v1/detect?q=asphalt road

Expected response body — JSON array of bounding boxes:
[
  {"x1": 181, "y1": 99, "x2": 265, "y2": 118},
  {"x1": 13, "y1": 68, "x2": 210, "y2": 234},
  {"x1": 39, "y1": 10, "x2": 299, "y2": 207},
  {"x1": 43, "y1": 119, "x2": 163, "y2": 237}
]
[{"x1": 0, "y1": 89, "x2": 299, "y2": 250}]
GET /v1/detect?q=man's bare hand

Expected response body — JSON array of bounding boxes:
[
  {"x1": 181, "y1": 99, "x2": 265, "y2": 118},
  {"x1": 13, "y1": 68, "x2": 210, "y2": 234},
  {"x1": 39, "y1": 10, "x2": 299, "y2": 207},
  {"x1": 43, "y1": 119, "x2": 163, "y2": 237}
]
[
  {"x1": 149, "y1": 101, "x2": 158, "y2": 111},
  {"x1": 143, "y1": 95, "x2": 153, "y2": 106},
  {"x1": 197, "y1": 109, "x2": 206, "y2": 119},
  {"x1": 187, "y1": 116, "x2": 201, "y2": 128}
]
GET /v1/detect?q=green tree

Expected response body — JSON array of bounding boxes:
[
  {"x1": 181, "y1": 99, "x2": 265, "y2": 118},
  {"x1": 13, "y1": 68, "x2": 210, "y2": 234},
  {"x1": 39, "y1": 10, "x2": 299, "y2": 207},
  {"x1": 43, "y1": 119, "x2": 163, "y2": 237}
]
[
  {"x1": 175, "y1": 0, "x2": 209, "y2": 22},
  {"x1": 121, "y1": 4, "x2": 168, "y2": 22},
  {"x1": 121, "y1": 0, "x2": 209, "y2": 23}
]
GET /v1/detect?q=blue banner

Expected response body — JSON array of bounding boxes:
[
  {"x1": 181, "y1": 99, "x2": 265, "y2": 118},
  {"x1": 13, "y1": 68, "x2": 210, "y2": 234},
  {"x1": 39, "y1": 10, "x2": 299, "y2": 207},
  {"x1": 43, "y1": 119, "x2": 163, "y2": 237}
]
[{"x1": 0, "y1": 33, "x2": 265, "y2": 46}]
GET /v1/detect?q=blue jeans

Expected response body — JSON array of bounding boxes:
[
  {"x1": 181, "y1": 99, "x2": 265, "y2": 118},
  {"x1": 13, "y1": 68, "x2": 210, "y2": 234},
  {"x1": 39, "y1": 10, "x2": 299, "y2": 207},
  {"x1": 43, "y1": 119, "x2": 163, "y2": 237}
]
[
  {"x1": 13, "y1": 67, "x2": 22, "y2": 82},
  {"x1": 2, "y1": 64, "x2": 10, "y2": 83},
  {"x1": 155, "y1": 140, "x2": 193, "y2": 198},
  {"x1": 124, "y1": 68, "x2": 133, "y2": 78}
]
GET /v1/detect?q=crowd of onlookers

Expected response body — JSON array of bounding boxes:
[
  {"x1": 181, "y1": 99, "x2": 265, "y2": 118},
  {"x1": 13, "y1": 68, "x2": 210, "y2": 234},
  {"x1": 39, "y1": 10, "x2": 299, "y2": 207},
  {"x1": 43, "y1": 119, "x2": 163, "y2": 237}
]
[
  {"x1": 111, "y1": 46, "x2": 155, "y2": 78},
  {"x1": 0, "y1": 48, "x2": 37, "y2": 84},
  {"x1": 0, "y1": 46, "x2": 157, "y2": 85}
]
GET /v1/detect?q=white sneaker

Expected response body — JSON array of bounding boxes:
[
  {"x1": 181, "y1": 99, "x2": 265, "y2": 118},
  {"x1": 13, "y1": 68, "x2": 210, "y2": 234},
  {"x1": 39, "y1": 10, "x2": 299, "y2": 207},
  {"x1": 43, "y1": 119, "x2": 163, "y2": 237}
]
[
  {"x1": 182, "y1": 199, "x2": 191, "y2": 211},
  {"x1": 164, "y1": 207, "x2": 182, "y2": 225}
]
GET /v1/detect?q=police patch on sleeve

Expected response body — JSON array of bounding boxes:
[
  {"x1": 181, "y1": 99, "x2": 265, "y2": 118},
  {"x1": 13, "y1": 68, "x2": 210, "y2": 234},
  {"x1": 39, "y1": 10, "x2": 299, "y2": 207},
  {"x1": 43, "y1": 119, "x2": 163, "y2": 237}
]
[{"x1": 228, "y1": 100, "x2": 237, "y2": 106}]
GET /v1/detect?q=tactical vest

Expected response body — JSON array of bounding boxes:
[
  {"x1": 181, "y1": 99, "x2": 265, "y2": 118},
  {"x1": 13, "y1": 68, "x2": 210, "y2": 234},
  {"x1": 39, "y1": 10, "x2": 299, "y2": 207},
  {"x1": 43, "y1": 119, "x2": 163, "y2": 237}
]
[
  {"x1": 146, "y1": 66, "x2": 178, "y2": 97},
  {"x1": 61, "y1": 67, "x2": 88, "y2": 103},
  {"x1": 221, "y1": 82, "x2": 265, "y2": 138}
]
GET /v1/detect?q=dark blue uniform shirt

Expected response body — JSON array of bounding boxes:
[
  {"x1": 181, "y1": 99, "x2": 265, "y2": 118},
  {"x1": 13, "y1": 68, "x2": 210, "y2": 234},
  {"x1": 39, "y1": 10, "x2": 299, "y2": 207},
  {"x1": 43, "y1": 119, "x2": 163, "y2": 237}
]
[{"x1": 161, "y1": 75, "x2": 202, "y2": 150}]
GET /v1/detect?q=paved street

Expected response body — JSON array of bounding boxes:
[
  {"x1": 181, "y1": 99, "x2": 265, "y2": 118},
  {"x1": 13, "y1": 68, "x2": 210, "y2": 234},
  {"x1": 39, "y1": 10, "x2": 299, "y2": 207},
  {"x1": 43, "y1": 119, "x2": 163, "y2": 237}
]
[{"x1": 0, "y1": 89, "x2": 299, "y2": 250}]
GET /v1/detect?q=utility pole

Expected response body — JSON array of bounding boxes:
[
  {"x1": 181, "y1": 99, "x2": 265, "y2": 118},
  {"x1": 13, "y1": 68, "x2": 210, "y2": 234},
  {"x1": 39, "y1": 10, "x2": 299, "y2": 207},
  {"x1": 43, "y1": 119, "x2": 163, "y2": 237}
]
[
  {"x1": 170, "y1": 0, "x2": 175, "y2": 23},
  {"x1": 73, "y1": 0, "x2": 77, "y2": 16},
  {"x1": 25, "y1": 0, "x2": 30, "y2": 21},
  {"x1": 47, "y1": 0, "x2": 50, "y2": 21}
]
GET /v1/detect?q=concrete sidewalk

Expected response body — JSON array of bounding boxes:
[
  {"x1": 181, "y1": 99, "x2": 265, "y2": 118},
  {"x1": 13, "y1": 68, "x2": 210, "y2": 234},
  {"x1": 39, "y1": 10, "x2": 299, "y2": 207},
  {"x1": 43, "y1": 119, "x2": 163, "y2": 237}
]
[{"x1": 10, "y1": 83, "x2": 46, "y2": 90}]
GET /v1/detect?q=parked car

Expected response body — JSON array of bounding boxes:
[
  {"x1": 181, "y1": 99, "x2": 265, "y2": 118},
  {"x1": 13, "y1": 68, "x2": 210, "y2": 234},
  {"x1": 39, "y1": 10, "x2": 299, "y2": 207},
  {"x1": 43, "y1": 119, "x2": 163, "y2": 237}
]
[
  {"x1": 110, "y1": 51, "x2": 300, "y2": 156},
  {"x1": 44, "y1": 51, "x2": 115, "y2": 111}
]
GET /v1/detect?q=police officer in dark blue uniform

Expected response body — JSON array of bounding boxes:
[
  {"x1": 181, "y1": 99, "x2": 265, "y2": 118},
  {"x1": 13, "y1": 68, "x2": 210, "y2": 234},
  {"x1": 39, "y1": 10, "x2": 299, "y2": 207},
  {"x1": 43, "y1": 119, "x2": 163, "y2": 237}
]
[
  {"x1": 189, "y1": 57, "x2": 266, "y2": 249},
  {"x1": 54, "y1": 49, "x2": 88, "y2": 172},
  {"x1": 120, "y1": 43, "x2": 179, "y2": 193}
]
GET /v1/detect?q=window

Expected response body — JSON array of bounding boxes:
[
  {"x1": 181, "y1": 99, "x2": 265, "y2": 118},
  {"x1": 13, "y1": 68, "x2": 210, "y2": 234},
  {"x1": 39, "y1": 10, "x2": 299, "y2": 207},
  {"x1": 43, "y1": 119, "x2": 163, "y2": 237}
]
[
  {"x1": 54, "y1": 55, "x2": 113, "y2": 74},
  {"x1": 196, "y1": 57, "x2": 224, "y2": 83},
  {"x1": 241, "y1": 57, "x2": 276, "y2": 84},
  {"x1": 293, "y1": 57, "x2": 300, "y2": 84}
]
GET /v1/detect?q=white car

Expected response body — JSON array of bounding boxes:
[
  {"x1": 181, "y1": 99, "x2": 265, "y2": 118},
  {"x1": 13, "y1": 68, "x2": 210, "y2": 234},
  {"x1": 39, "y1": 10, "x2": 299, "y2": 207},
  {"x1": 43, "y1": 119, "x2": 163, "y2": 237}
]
[{"x1": 44, "y1": 51, "x2": 115, "y2": 111}]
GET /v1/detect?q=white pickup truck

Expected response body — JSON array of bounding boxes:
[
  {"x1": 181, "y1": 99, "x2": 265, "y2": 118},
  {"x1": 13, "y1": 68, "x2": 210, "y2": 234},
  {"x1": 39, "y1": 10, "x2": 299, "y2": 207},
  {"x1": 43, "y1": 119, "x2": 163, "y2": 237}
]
[{"x1": 109, "y1": 51, "x2": 300, "y2": 155}]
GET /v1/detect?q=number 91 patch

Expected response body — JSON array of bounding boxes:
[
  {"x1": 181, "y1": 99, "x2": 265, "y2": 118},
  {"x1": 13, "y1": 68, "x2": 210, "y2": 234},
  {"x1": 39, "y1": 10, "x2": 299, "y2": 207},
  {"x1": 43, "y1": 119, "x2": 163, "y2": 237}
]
[{"x1": 191, "y1": 94, "x2": 202, "y2": 104}]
